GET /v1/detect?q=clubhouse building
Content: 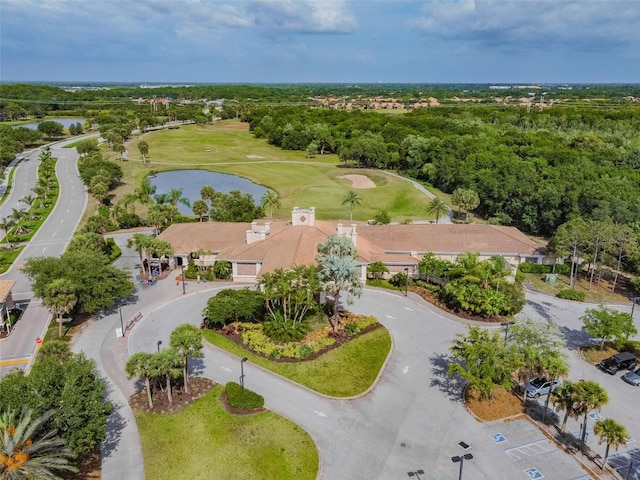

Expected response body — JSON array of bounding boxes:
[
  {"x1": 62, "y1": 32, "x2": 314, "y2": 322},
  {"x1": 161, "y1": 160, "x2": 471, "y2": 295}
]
[{"x1": 158, "y1": 207, "x2": 550, "y2": 283}]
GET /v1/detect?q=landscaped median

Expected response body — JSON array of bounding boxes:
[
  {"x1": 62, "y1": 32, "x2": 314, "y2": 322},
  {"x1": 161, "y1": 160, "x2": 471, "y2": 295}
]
[
  {"x1": 135, "y1": 384, "x2": 319, "y2": 480},
  {"x1": 203, "y1": 324, "x2": 392, "y2": 397}
]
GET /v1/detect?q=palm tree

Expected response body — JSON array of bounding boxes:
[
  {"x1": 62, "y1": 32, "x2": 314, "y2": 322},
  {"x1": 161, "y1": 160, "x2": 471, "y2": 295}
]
[
  {"x1": 426, "y1": 197, "x2": 449, "y2": 224},
  {"x1": 0, "y1": 409, "x2": 78, "y2": 479},
  {"x1": 0, "y1": 217, "x2": 15, "y2": 249},
  {"x1": 593, "y1": 418, "x2": 629, "y2": 469},
  {"x1": 127, "y1": 233, "x2": 154, "y2": 277},
  {"x1": 341, "y1": 190, "x2": 362, "y2": 222},
  {"x1": 576, "y1": 380, "x2": 609, "y2": 450},
  {"x1": 552, "y1": 381, "x2": 580, "y2": 433},
  {"x1": 167, "y1": 188, "x2": 190, "y2": 209},
  {"x1": 541, "y1": 354, "x2": 570, "y2": 423},
  {"x1": 137, "y1": 140, "x2": 149, "y2": 162},
  {"x1": 43, "y1": 279, "x2": 77, "y2": 338},
  {"x1": 200, "y1": 185, "x2": 216, "y2": 209},
  {"x1": 125, "y1": 352, "x2": 156, "y2": 409},
  {"x1": 192, "y1": 200, "x2": 208, "y2": 222},
  {"x1": 19, "y1": 195, "x2": 35, "y2": 208},
  {"x1": 153, "y1": 349, "x2": 182, "y2": 404},
  {"x1": 134, "y1": 179, "x2": 157, "y2": 207},
  {"x1": 169, "y1": 324, "x2": 203, "y2": 394},
  {"x1": 261, "y1": 190, "x2": 281, "y2": 218},
  {"x1": 10, "y1": 208, "x2": 24, "y2": 225}
]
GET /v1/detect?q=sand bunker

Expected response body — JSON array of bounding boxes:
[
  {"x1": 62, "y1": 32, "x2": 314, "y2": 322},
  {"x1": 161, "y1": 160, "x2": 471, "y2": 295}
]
[
  {"x1": 338, "y1": 174, "x2": 376, "y2": 189},
  {"x1": 246, "y1": 155, "x2": 265, "y2": 159}
]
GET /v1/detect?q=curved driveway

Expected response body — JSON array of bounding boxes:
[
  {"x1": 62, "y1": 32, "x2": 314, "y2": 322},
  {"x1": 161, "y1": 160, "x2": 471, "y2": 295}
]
[{"x1": 126, "y1": 287, "x2": 603, "y2": 480}]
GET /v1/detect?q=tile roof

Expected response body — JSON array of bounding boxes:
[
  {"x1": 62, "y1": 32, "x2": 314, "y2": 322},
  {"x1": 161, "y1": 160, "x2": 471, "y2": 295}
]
[
  {"x1": 0, "y1": 280, "x2": 16, "y2": 302},
  {"x1": 159, "y1": 220, "x2": 546, "y2": 278}
]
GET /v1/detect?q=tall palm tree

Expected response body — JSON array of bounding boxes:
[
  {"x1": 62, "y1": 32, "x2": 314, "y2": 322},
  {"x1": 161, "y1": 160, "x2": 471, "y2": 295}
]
[
  {"x1": 167, "y1": 188, "x2": 190, "y2": 209},
  {"x1": 541, "y1": 354, "x2": 570, "y2": 423},
  {"x1": 593, "y1": 418, "x2": 629, "y2": 469},
  {"x1": 153, "y1": 349, "x2": 182, "y2": 404},
  {"x1": 0, "y1": 217, "x2": 15, "y2": 249},
  {"x1": 341, "y1": 190, "x2": 362, "y2": 222},
  {"x1": 192, "y1": 200, "x2": 208, "y2": 222},
  {"x1": 200, "y1": 185, "x2": 216, "y2": 209},
  {"x1": 43, "y1": 279, "x2": 77, "y2": 338},
  {"x1": 261, "y1": 190, "x2": 281, "y2": 218},
  {"x1": 137, "y1": 140, "x2": 149, "y2": 162},
  {"x1": 0, "y1": 409, "x2": 78, "y2": 479},
  {"x1": 551, "y1": 380, "x2": 580, "y2": 433},
  {"x1": 169, "y1": 324, "x2": 203, "y2": 394},
  {"x1": 576, "y1": 380, "x2": 609, "y2": 450},
  {"x1": 426, "y1": 197, "x2": 449, "y2": 224},
  {"x1": 125, "y1": 352, "x2": 156, "y2": 409},
  {"x1": 134, "y1": 179, "x2": 157, "y2": 207}
]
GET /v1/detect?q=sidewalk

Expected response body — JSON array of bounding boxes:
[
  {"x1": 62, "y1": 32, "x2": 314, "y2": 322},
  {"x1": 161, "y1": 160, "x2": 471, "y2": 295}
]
[{"x1": 71, "y1": 231, "x2": 227, "y2": 480}]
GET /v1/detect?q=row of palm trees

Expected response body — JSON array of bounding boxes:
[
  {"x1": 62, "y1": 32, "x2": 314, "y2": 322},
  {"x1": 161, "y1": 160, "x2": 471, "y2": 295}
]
[
  {"x1": 551, "y1": 379, "x2": 628, "y2": 469},
  {"x1": 340, "y1": 189, "x2": 451, "y2": 223}
]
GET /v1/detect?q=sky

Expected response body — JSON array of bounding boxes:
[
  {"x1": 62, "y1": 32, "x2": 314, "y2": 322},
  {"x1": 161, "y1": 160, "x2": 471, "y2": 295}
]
[{"x1": 1, "y1": 0, "x2": 639, "y2": 84}]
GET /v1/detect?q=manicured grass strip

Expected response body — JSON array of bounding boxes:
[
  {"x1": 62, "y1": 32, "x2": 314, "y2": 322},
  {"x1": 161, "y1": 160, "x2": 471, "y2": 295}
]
[
  {"x1": 0, "y1": 164, "x2": 17, "y2": 206},
  {"x1": 135, "y1": 386, "x2": 318, "y2": 480},
  {"x1": 203, "y1": 326, "x2": 392, "y2": 397},
  {"x1": 0, "y1": 246, "x2": 23, "y2": 273}
]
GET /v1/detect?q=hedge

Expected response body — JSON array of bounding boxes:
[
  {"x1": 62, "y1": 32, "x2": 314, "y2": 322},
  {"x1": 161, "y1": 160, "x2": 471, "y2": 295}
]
[
  {"x1": 225, "y1": 382, "x2": 264, "y2": 410},
  {"x1": 519, "y1": 263, "x2": 571, "y2": 275},
  {"x1": 556, "y1": 289, "x2": 586, "y2": 301}
]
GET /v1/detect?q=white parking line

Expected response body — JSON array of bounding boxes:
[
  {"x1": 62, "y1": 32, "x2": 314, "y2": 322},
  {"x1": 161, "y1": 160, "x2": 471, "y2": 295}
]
[{"x1": 505, "y1": 439, "x2": 557, "y2": 461}]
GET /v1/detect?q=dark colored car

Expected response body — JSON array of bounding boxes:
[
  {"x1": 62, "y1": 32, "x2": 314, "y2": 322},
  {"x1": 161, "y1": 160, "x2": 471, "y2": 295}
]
[
  {"x1": 598, "y1": 352, "x2": 638, "y2": 375},
  {"x1": 621, "y1": 368, "x2": 640, "y2": 386}
]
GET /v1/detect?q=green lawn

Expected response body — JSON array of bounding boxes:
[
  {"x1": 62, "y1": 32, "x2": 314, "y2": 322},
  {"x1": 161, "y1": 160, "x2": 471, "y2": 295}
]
[
  {"x1": 136, "y1": 385, "x2": 318, "y2": 480},
  {"x1": 105, "y1": 120, "x2": 437, "y2": 222},
  {"x1": 203, "y1": 326, "x2": 392, "y2": 397}
]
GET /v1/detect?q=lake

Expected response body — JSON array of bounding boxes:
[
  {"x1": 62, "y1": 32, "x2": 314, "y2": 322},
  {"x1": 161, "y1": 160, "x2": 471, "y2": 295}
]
[
  {"x1": 148, "y1": 170, "x2": 268, "y2": 215},
  {"x1": 13, "y1": 118, "x2": 85, "y2": 130}
]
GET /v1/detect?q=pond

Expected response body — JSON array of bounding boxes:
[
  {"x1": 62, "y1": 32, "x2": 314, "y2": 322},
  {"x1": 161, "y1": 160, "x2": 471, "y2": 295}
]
[
  {"x1": 148, "y1": 170, "x2": 268, "y2": 215},
  {"x1": 13, "y1": 118, "x2": 86, "y2": 130}
]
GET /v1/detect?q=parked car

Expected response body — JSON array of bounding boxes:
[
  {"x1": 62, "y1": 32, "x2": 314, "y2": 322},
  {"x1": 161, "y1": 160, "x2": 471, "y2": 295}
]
[
  {"x1": 621, "y1": 368, "x2": 640, "y2": 386},
  {"x1": 598, "y1": 352, "x2": 638, "y2": 375},
  {"x1": 524, "y1": 377, "x2": 562, "y2": 398}
]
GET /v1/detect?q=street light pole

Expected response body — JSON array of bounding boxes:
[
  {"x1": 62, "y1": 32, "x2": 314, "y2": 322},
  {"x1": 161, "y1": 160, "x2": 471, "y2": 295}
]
[
  {"x1": 240, "y1": 357, "x2": 248, "y2": 392},
  {"x1": 501, "y1": 321, "x2": 515, "y2": 342},
  {"x1": 404, "y1": 267, "x2": 409, "y2": 297},
  {"x1": 119, "y1": 306, "x2": 125, "y2": 337},
  {"x1": 157, "y1": 340, "x2": 162, "y2": 352},
  {"x1": 451, "y1": 453, "x2": 473, "y2": 480},
  {"x1": 407, "y1": 469, "x2": 424, "y2": 479},
  {"x1": 181, "y1": 263, "x2": 186, "y2": 295},
  {"x1": 631, "y1": 297, "x2": 639, "y2": 319}
]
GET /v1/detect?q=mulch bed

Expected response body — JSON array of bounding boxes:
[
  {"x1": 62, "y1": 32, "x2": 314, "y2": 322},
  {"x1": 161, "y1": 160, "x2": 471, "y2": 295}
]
[
  {"x1": 215, "y1": 322, "x2": 383, "y2": 363},
  {"x1": 410, "y1": 285, "x2": 507, "y2": 323},
  {"x1": 129, "y1": 376, "x2": 216, "y2": 415}
]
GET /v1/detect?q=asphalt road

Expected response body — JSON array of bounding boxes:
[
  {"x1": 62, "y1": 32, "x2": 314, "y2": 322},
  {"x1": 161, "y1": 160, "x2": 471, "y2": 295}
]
[
  {"x1": 127, "y1": 288, "x2": 593, "y2": 480},
  {"x1": 0, "y1": 136, "x2": 91, "y2": 374}
]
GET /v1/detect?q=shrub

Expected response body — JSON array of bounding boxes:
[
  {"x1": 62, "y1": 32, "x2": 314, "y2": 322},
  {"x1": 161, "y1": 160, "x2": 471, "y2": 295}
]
[
  {"x1": 344, "y1": 322, "x2": 359, "y2": 336},
  {"x1": 373, "y1": 209, "x2": 391, "y2": 225},
  {"x1": 213, "y1": 260, "x2": 232, "y2": 279},
  {"x1": 519, "y1": 263, "x2": 571, "y2": 275},
  {"x1": 556, "y1": 289, "x2": 586, "y2": 301},
  {"x1": 367, "y1": 261, "x2": 389, "y2": 279},
  {"x1": 225, "y1": 382, "x2": 264, "y2": 409},
  {"x1": 389, "y1": 272, "x2": 409, "y2": 288},
  {"x1": 263, "y1": 318, "x2": 309, "y2": 343},
  {"x1": 515, "y1": 270, "x2": 525, "y2": 283}
]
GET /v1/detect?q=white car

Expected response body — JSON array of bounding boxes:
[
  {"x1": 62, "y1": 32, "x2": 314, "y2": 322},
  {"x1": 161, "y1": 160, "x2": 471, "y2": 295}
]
[{"x1": 524, "y1": 378, "x2": 562, "y2": 398}]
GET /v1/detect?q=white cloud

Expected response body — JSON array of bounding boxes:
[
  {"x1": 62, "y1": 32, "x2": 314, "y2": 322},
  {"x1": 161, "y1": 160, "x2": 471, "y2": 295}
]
[{"x1": 410, "y1": 0, "x2": 640, "y2": 52}]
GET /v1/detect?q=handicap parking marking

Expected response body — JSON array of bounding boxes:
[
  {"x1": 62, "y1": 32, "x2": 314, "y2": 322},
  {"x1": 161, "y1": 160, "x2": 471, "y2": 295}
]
[
  {"x1": 524, "y1": 467, "x2": 544, "y2": 479},
  {"x1": 491, "y1": 433, "x2": 507, "y2": 444},
  {"x1": 626, "y1": 437, "x2": 636, "y2": 444},
  {"x1": 588, "y1": 412, "x2": 604, "y2": 421},
  {"x1": 505, "y1": 439, "x2": 557, "y2": 461}
]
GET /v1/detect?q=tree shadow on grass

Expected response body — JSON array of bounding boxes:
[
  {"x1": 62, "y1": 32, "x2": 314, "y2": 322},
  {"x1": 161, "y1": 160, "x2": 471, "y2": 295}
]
[{"x1": 429, "y1": 352, "x2": 465, "y2": 402}]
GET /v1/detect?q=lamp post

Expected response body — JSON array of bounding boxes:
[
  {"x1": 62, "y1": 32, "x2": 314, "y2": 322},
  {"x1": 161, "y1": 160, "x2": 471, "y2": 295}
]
[
  {"x1": 157, "y1": 340, "x2": 162, "y2": 352},
  {"x1": 181, "y1": 263, "x2": 186, "y2": 295},
  {"x1": 407, "y1": 469, "x2": 424, "y2": 479},
  {"x1": 240, "y1": 357, "x2": 248, "y2": 391},
  {"x1": 119, "y1": 306, "x2": 125, "y2": 337},
  {"x1": 501, "y1": 321, "x2": 515, "y2": 342},
  {"x1": 404, "y1": 267, "x2": 410, "y2": 297},
  {"x1": 631, "y1": 297, "x2": 639, "y2": 319},
  {"x1": 451, "y1": 453, "x2": 473, "y2": 480}
]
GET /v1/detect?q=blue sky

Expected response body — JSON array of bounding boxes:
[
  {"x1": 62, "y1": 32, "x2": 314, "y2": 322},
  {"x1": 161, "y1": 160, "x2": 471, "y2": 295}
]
[{"x1": 1, "y1": 0, "x2": 639, "y2": 84}]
